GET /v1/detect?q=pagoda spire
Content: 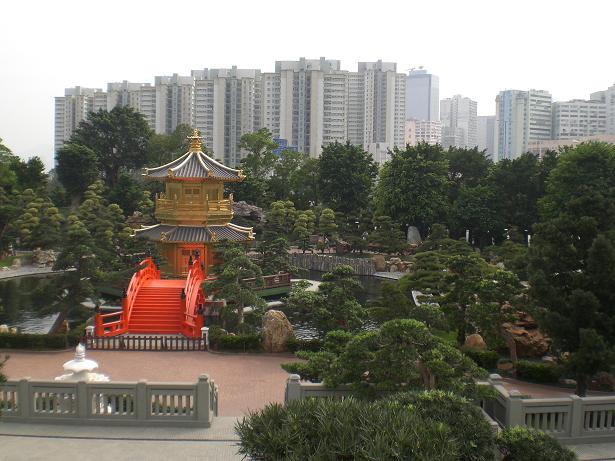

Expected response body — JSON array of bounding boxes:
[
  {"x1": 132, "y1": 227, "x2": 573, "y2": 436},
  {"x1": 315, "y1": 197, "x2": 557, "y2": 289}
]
[{"x1": 187, "y1": 129, "x2": 202, "y2": 152}]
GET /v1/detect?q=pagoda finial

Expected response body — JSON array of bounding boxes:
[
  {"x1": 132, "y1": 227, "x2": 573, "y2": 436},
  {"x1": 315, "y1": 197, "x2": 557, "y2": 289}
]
[{"x1": 188, "y1": 129, "x2": 202, "y2": 152}]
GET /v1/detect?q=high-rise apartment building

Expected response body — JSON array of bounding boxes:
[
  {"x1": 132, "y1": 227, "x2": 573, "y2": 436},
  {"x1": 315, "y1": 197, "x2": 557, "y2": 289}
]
[
  {"x1": 406, "y1": 68, "x2": 439, "y2": 121},
  {"x1": 107, "y1": 81, "x2": 156, "y2": 130},
  {"x1": 440, "y1": 95, "x2": 478, "y2": 149},
  {"x1": 494, "y1": 89, "x2": 552, "y2": 161},
  {"x1": 477, "y1": 115, "x2": 496, "y2": 159},
  {"x1": 350, "y1": 61, "x2": 406, "y2": 163},
  {"x1": 414, "y1": 120, "x2": 442, "y2": 145},
  {"x1": 192, "y1": 67, "x2": 262, "y2": 165},
  {"x1": 590, "y1": 84, "x2": 615, "y2": 135},
  {"x1": 552, "y1": 99, "x2": 606, "y2": 139},
  {"x1": 54, "y1": 86, "x2": 106, "y2": 154},
  {"x1": 154, "y1": 74, "x2": 195, "y2": 135},
  {"x1": 55, "y1": 58, "x2": 407, "y2": 164}
]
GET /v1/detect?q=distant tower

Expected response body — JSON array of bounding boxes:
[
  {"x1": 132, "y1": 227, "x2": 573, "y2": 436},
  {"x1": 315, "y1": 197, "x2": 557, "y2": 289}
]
[{"x1": 406, "y1": 67, "x2": 439, "y2": 121}]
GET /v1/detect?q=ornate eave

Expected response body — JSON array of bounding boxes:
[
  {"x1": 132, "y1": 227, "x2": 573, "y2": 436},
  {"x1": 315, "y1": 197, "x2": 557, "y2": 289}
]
[
  {"x1": 135, "y1": 223, "x2": 254, "y2": 243},
  {"x1": 143, "y1": 129, "x2": 245, "y2": 182}
]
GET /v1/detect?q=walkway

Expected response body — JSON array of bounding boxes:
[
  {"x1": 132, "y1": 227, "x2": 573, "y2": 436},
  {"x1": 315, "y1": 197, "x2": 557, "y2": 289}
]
[
  {"x1": 0, "y1": 265, "x2": 68, "y2": 280},
  {"x1": 0, "y1": 417, "x2": 242, "y2": 460}
]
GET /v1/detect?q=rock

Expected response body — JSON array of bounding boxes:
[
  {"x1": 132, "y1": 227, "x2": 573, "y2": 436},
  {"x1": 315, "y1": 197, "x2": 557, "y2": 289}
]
[
  {"x1": 407, "y1": 226, "x2": 422, "y2": 245},
  {"x1": 389, "y1": 264, "x2": 398, "y2": 272},
  {"x1": 261, "y1": 310, "x2": 295, "y2": 353},
  {"x1": 1, "y1": 266, "x2": 9, "y2": 271},
  {"x1": 541, "y1": 355, "x2": 557, "y2": 364},
  {"x1": 502, "y1": 324, "x2": 549, "y2": 358},
  {"x1": 233, "y1": 201, "x2": 264, "y2": 222},
  {"x1": 0, "y1": 324, "x2": 9, "y2": 334},
  {"x1": 560, "y1": 378, "x2": 577, "y2": 387},
  {"x1": 9, "y1": 327, "x2": 17, "y2": 334},
  {"x1": 464, "y1": 333, "x2": 487, "y2": 350},
  {"x1": 31, "y1": 249, "x2": 57, "y2": 267},
  {"x1": 372, "y1": 254, "x2": 386, "y2": 272},
  {"x1": 10, "y1": 258, "x2": 21, "y2": 269}
]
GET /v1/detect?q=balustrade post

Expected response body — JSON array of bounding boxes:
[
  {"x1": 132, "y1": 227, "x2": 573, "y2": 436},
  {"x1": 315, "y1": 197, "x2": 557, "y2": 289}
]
[
  {"x1": 570, "y1": 395, "x2": 583, "y2": 438},
  {"x1": 77, "y1": 381, "x2": 88, "y2": 419},
  {"x1": 18, "y1": 378, "x2": 31, "y2": 418},
  {"x1": 196, "y1": 374, "x2": 211, "y2": 425},
  {"x1": 136, "y1": 380, "x2": 148, "y2": 421},
  {"x1": 506, "y1": 390, "x2": 524, "y2": 427},
  {"x1": 94, "y1": 309, "x2": 103, "y2": 337},
  {"x1": 285, "y1": 374, "x2": 302, "y2": 403}
]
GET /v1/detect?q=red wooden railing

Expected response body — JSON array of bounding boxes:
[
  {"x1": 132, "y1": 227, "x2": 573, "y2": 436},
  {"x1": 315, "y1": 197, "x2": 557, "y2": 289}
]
[
  {"x1": 181, "y1": 257, "x2": 206, "y2": 338},
  {"x1": 95, "y1": 257, "x2": 160, "y2": 337}
]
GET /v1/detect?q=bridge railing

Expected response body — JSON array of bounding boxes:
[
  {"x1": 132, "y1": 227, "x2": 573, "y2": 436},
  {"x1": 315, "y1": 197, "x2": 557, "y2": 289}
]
[
  {"x1": 0, "y1": 375, "x2": 217, "y2": 427},
  {"x1": 181, "y1": 257, "x2": 206, "y2": 338},
  {"x1": 95, "y1": 257, "x2": 160, "y2": 337}
]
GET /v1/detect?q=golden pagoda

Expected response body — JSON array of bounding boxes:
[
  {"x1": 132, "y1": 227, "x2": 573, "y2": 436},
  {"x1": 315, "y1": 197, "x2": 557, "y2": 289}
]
[{"x1": 137, "y1": 129, "x2": 254, "y2": 276}]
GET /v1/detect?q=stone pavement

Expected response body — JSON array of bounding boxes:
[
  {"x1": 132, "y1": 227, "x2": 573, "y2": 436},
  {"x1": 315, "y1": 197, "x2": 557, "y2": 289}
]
[
  {"x1": 2, "y1": 349, "x2": 301, "y2": 416},
  {"x1": 0, "y1": 417, "x2": 243, "y2": 460}
]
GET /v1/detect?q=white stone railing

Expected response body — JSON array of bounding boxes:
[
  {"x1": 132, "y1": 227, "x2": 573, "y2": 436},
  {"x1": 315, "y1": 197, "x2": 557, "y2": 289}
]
[
  {"x1": 0, "y1": 374, "x2": 218, "y2": 427},
  {"x1": 285, "y1": 373, "x2": 615, "y2": 444},
  {"x1": 482, "y1": 374, "x2": 615, "y2": 444}
]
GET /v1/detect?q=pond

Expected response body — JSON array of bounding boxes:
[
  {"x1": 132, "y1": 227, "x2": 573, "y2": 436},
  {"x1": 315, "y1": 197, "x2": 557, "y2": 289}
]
[{"x1": 0, "y1": 274, "x2": 92, "y2": 333}]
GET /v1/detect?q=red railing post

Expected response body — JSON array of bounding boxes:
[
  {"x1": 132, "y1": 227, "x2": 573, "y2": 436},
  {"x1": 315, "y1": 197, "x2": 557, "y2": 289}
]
[{"x1": 95, "y1": 312, "x2": 103, "y2": 337}]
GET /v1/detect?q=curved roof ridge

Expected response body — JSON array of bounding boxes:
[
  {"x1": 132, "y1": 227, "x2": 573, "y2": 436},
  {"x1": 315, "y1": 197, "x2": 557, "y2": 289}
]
[
  {"x1": 170, "y1": 151, "x2": 195, "y2": 172},
  {"x1": 145, "y1": 151, "x2": 191, "y2": 174},
  {"x1": 199, "y1": 150, "x2": 242, "y2": 174},
  {"x1": 195, "y1": 152, "x2": 212, "y2": 174}
]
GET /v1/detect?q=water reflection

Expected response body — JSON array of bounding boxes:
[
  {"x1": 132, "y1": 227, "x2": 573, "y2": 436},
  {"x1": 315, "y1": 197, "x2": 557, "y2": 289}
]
[{"x1": 0, "y1": 274, "x2": 91, "y2": 333}]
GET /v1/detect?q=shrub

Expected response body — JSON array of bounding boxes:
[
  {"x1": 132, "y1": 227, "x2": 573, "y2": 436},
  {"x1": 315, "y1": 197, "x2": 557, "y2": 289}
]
[
  {"x1": 384, "y1": 391, "x2": 497, "y2": 461},
  {"x1": 463, "y1": 348, "x2": 499, "y2": 370},
  {"x1": 0, "y1": 329, "x2": 83, "y2": 350},
  {"x1": 516, "y1": 360, "x2": 561, "y2": 384},
  {"x1": 208, "y1": 327, "x2": 261, "y2": 352},
  {"x1": 236, "y1": 392, "x2": 495, "y2": 460},
  {"x1": 497, "y1": 426, "x2": 576, "y2": 461},
  {"x1": 285, "y1": 337, "x2": 323, "y2": 353}
]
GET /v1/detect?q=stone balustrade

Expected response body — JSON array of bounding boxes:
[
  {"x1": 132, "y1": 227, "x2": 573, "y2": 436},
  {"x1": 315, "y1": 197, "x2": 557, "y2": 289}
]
[
  {"x1": 0, "y1": 374, "x2": 217, "y2": 427},
  {"x1": 286, "y1": 373, "x2": 615, "y2": 445}
]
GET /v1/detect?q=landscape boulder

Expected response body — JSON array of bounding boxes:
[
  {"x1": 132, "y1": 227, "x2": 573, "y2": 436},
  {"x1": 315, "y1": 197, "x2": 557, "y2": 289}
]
[
  {"x1": 261, "y1": 310, "x2": 295, "y2": 353},
  {"x1": 463, "y1": 333, "x2": 487, "y2": 350},
  {"x1": 233, "y1": 201, "x2": 265, "y2": 222},
  {"x1": 372, "y1": 254, "x2": 386, "y2": 272},
  {"x1": 32, "y1": 248, "x2": 57, "y2": 267},
  {"x1": 406, "y1": 226, "x2": 422, "y2": 245},
  {"x1": 0, "y1": 324, "x2": 9, "y2": 334}
]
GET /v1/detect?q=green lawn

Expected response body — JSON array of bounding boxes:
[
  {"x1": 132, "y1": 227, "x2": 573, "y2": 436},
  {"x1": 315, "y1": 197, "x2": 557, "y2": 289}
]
[{"x1": 0, "y1": 254, "x2": 32, "y2": 267}]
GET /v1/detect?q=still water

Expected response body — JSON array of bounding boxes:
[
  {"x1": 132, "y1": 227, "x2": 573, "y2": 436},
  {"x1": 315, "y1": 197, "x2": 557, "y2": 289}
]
[{"x1": 0, "y1": 274, "x2": 91, "y2": 333}]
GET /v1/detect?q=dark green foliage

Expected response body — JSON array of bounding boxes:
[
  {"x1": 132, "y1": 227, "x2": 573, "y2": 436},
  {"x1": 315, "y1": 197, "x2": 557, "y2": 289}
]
[
  {"x1": 146, "y1": 123, "x2": 191, "y2": 166},
  {"x1": 208, "y1": 331, "x2": 261, "y2": 352},
  {"x1": 107, "y1": 173, "x2": 153, "y2": 216},
  {"x1": 463, "y1": 348, "x2": 500, "y2": 370},
  {"x1": 515, "y1": 360, "x2": 562, "y2": 384},
  {"x1": 235, "y1": 391, "x2": 496, "y2": 461},
  {"x1": 529, "y1": 142, "x2": 615, "y2": 395},
  {"x1": 55, "y1": 143, "x2": 100, "y2": 200},
  {"x1": 369, "y1": 215, "x2": 408, "y2": 254},
  {"x1": 0, "y1": 329, "x2": 83, "y2": 350},
  {"x1": 496, "y1": 426, "x2": 576, "y2": 461},
  {"x1": 375, "y1": 143, "x2": 450, "y2": 236},
  {"x1": 70, "y1": 106, "x2": 152, "y2": 187},
  {"x1": 385, "y1": 391, "x2": 497, "y2": 461},
  {"x1": 318, "y1": 141, "x2": 378, "y2": 215}
]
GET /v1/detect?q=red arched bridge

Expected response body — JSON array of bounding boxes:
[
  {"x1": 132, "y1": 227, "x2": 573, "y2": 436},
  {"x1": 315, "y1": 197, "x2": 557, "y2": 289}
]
[{"x1": 95, "y1": 257, "x2": 207, "y2": 338}]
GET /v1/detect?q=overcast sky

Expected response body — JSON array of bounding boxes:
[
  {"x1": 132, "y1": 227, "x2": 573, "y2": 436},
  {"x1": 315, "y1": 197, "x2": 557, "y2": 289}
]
[{"x1": 1, "y1": 0, "x2": 613, "y2": 169}]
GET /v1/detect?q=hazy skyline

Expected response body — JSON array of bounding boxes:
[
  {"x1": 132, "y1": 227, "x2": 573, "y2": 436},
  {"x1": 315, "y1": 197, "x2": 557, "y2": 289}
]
[{"x1": 2, "y1": 0, "x2": 614, "y2": 169}]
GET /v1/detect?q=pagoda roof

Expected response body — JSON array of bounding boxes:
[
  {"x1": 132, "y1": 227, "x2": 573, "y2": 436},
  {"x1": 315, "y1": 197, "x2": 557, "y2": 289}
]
[
  {"x1": 135, "y1": 223, "x2": 254, "y2": 243},
  {"x1": 144, "y1": 130, "x2": 244, "y2": 181}
]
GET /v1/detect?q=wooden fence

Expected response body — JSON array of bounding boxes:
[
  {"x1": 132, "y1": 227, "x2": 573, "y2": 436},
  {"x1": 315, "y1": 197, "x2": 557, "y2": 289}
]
[{"x1": 290, "y1": 253, "x2": 375, "y2": 275}]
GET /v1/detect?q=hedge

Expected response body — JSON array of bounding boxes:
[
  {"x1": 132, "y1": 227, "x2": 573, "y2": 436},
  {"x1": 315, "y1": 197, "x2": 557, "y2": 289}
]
[
  {"x1": 462, "y1": 348, "x2": 500, "y2": 370},
  {"x1": 208, "y1": 326, "x2": 261, "y2": 352},
  {"x1": 0, "y1": 330, "x2": 83, "y2": 350},
  {"x1": 516, "y1": 360, "x2": 562, "y2": 384},
  {"x1": 497, "y1": 426, "x2": 576, "y2": 461}
]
